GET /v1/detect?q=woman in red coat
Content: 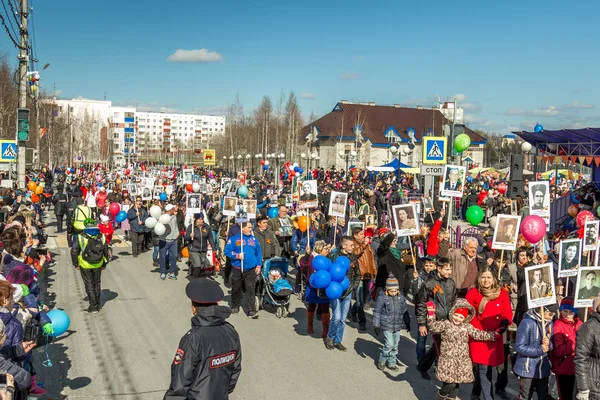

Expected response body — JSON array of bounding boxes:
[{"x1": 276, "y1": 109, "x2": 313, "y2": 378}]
[
  {"x1": 550, "y1": 297, "x2": 581, "y2": 400},
  {"x1": 465, "y1": 266, "x2": 513, "y2": 400}
]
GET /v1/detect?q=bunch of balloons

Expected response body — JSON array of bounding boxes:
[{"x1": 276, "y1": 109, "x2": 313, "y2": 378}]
[{"x1": 309, "y1": 256, "x2": 351, "y2": 300}]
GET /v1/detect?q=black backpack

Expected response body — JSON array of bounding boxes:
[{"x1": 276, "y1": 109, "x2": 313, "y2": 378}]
[{"x1": 81, "y1": 233, "x2": 105, "y2": 264}]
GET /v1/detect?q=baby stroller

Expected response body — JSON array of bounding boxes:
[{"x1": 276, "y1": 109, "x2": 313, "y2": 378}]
[{"x1": 256, "y1": 257, "x2": 293, "y2": 318}]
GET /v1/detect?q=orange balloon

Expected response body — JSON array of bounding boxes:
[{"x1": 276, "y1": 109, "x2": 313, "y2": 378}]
[
  {"x1": 31, "y1": 194, "x2": 40, "y2": 203},
  {"x1": 116, "y1": 178, "x2": 122, "y2": 185},
  {"x1": 297, "y1": 216, "x2": 308, "y2": 232},
  {"x1": 27, "y1": 181, "x2": 37, "y2": 191},
  {"x1": 186, "y1": 184, "x2": 193, "y2": 192},
  {"x1": 35, "y1": 186, "x2": 43, "y2": 195},
  {"x1": 568, "y1": 204, "x2": 578, "y2": 218},
  {"x1": 181, "y1": 247, "x2": 189, "y2": 258}
]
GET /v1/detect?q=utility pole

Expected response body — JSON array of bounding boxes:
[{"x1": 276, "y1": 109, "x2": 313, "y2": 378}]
[{"x1": 16, "y1": 0, "x2": 28, "y2": 189}]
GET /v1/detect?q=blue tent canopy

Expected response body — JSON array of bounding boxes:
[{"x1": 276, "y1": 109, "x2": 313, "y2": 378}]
[{"x1": 381, "y1": 158, "x2": 414, "y2": 171}]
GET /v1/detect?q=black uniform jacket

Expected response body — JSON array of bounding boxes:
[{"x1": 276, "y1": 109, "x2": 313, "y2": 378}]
[{"x1": 165, "y1": 305, "x2": 242, "y2": 400}]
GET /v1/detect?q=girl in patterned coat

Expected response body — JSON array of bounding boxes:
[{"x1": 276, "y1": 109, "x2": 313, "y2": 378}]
[{"x1": 427, "y1": 298, "x2": 497, "y2": 400}]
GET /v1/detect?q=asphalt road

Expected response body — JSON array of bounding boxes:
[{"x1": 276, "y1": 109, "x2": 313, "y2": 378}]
[{"x1": 31, "y1": 214, "x2": 526, "y2": 400}]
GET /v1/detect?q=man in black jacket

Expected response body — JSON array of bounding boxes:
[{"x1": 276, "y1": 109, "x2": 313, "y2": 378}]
[
  {"x1": 415, "y1": 257, "x2": 456, "y2": 380},
  {"x1": 165, "y1": 279, "x2": 242, "y2": 400},
  {"x1": 185, "y1": 213, "x2": 216, "y2": 279},
  {"x1": 52, "y1": 184, "x2": 69, "y2": 232},
  {"x1": 574, "y1": 296, "x2": 600, "y2": 400}
]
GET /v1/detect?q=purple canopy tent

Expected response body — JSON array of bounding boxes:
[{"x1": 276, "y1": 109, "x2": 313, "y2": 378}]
[{"x1": 513, "y1": 127, "x2": 600, "y2": 189}]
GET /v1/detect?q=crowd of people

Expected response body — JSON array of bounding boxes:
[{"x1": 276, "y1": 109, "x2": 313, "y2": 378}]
[{"x1": 0, "y1": 162, "x2": 598, "y2": 399}]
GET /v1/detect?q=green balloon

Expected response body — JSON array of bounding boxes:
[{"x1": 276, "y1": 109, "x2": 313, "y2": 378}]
[
  {"x1": 454, "y1": 133, "x2": 471, "y2": 153},
  {"x1": 466, "y1": 205, "x2": 484, "y2": 226}
]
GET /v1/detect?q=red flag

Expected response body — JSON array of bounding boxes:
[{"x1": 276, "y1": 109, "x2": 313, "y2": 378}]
[{"x1": 40, "y1": 128, "x2": 47, "y2": 138}]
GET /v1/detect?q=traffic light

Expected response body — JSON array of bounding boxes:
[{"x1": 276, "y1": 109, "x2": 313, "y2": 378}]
[{"x1": 17, "y1": 108, "x2": 30, "y2": 142}]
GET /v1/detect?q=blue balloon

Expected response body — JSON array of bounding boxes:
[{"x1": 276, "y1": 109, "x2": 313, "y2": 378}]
[
  {"x1": 46, "y1": 309, "x2": 70, "y2": 337},
  {"x1": 467, "y1": 176, "x2": 473, "y2": 183},
  {"x1": 312, "y1": 255, "x2": 332, "y2": 272},
  {"x1": 298, "y1": 168, "x2": 304, "y2": 174},
  {"x1": 309, "y1": 274, "x2": 316, "y2": 288},
  {"x1": 238, "y1": 185, "x2": 248, "y2": 198},
  {"x1": 70, "y1": 168, "x2": 75, "y2": 173},
  {"x1": 159, "y1": 193, "x2": 167, "y2": 201},
  {"x1": 334, "y1": 256, "x2": 351, "y2": 272},
  {"x1": 115, "y1": 210, "x2": 127, "y2": 223},
  {"x1": 283, "y1": 173, "x2": 289, "y2": 179},
  {"x1": 534, "y1": 124, "x2": 544, "y2": 133},
  {"x1": 267, "y1": 207, "x2": 279, "y2": 219},
  {"x1": 263, "y1": 165, "x2": 268, "y2": 170},
  {"x1": 313, "y1": 270, "x2": 332, "y2": 289},
  {"x1": 325, "y1": 281, "x2": 343, "y2": 300},
  {"x1": 340, "y1": 277, "x2": 350, "y2": 292},
  {"x1": 329, "y1": 264, "x2": 346, "y2": 282},
  {"x1": 294, "y1": 166, "x2": 299, "y2": 172}
]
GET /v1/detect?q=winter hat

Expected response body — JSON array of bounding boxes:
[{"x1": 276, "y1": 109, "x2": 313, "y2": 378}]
[
  {"x1": 560, "y1": 297, "x2": 576, "y2": 313},
  {"x1": 386, "y1": 275, "x2": 399, "y2": 291},
  {"x1": 11, "y1": 284, "x2": 23, "y2": 303},
  {"x1": 378, "y1": 227, "x2": 389, "y2": 238},
  {"x1": 381, "y1": 231, "x2": 396, "y2": 249},
  {"x1": 543, "y1": 303, "x2": 559, "y2": 314},
  {"x1": 593, "y1": 296, "x2": 600, "y2": 313},
  {"x1": 454, "y1": 308, "x2": 469, "y2": 319},
  {"x1": 364, "y1": 228, "x2": 375, "y2": 238},
  {"x1": 13, "y1": 215, "x2": 25, "y2": 226},
  {"x1": 100, "y1": 215, "x2": 109, "y2": 223}
]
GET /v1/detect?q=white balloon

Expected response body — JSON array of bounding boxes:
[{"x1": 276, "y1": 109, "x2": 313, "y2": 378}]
[
  {"x1": 144, "y1": 217, "x2": 158, "y2": 229},
  {"x1": 159, "y1": 214, "x2": 172, "y2": 225},
  {"x1": 264, "y1": 160, "x2": 270, "y2": 166},
  {"x1": 150, "y1": 205, "x2": 162, "y2": 219},
  {"x1": 293, "y1": 163, "x2": 298, "y2": 168},
  {"x1": 154, "y1": 222, "x2": 166, "y2": 236},
  {"x1": 192, "y1": 183, "x2": 201, "y2": 193}
]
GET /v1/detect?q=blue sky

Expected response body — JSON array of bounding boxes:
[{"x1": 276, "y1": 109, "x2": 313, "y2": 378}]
[{"x1": 1, "y1": 0, "x2": 598, "y2": 133}]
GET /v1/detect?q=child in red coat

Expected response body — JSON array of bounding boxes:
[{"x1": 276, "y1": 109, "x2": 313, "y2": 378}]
[
  {"x1": 98, "y1": 215, "x2": 114, "y2": 244},
  {"x1": 550, "y1": 297, "x2": 581, "y2": 400}
]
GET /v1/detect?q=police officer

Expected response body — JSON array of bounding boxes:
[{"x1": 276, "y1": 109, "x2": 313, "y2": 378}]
[{"x1": 165, "y1": 279, "x2": 242, "y2": 400}]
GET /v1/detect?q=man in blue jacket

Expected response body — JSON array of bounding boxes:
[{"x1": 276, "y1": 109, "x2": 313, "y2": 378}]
[{"x1": 224, "y1": 221, "x2": 263, "y2": 319}]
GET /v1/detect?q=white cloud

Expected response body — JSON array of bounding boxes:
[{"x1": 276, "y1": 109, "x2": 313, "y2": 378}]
[
  {"x1": 505, "y1": 105, "x2": 560, "y2": 117},
  {"x1": 560, "y1": 101, "x2": 593, "y2": 110},
  {"x1": 452, "y1": 93, "x2": 480, "y2": 112},
  {"x1": 166, "y1": 48, "x2": 224, "y2": 63},
  {"x1": 341, "y1": 72, "x2": 359, "y2": 80},
  {"x1": 299, "y1": 92, "x2": 316, "y2": 100}
]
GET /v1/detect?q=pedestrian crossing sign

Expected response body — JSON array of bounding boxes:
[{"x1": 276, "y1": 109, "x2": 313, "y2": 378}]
[
  {"x1": 423, "y1": 137, "x2": 446, "y2": 164},
  {"x1": 0, "y1": 140, "x2": 17, "y2": 162}
]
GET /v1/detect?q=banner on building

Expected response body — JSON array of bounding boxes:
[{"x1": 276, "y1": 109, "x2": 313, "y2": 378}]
[{"x1": 203, "y1": 149, "x2": 216, "y2": 166}]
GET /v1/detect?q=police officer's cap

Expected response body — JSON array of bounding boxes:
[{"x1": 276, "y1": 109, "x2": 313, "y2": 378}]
[{"x1": 186, "y1": 278, "x2": 224, "y2": 304}]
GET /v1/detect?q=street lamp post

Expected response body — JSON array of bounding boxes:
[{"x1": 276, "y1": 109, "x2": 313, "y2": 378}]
[
  {"x1": 229, "y1": 155, "x2": 234, "y2": 174},
  {"x1": 245, "y1": 154, "x2": 251, "y2": 174},
  {"x1": 275, "y1": 152, "x2": 285, "y2": 189},
  {"x1": 255, "y1": 153, "x2": 262, "y2": 176},
  {"x1": 237, "y1": 154, "x2": 242, "y2": 172},
  {"x1": 338, "y1": 150, "x2": 357, "y2": 175},
  {"x1": 310, "y1": 152, "x2": 318, "y2": 179},
  {"x1": 300, "y1": 152, "x2": 307, "y2": 178},
  {"x1": 521, "y1": 141, "x2": 533, "y2": 175}
]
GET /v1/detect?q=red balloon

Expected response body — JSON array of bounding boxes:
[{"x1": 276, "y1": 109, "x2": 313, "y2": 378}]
[
  {"x1": 186, "y1": 184, "x2": 193, "y2": 192},
  {"x1": 576, "y1": 210, "x2": 595, "y2": 228},
  {"x1": 109, "y1": 202, "x2": 121, "y2": 217},
  {"x1": 125, "y1": 169, "x2": 131, "y2": 175},
  {"x1": 260, "y1": 160, "x2": 265, "y2": 166},
  {"x1": 520, "y1": 215, "x2": 546, "y2": 244},
  {"x1": 497, "y1": 182, "x2": 507, "y2": 194}
]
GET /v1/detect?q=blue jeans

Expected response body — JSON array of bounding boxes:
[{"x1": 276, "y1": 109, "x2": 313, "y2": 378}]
[
  {"x1": 212, "y1": 231, "x2": 219, "y2": 252},
  {"x1": 416, "y1": 322, "x2": 428, "y2": 361},
  {"x1": 153, "y1": 245, "x2": 160, "y2": 262},
  {"x1": 379, "y1": 330, "x2": 401, "y2": 365},
  {"x1": 159, "y1": 240, "x2": 178, "y2": 274},
  {"x1": 328, "y1": 295, "x2": 351, "y2": 344}
]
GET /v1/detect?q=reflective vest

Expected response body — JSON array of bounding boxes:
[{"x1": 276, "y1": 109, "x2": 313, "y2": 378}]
[
  {"x1": 77, "y1": 233, "x2": 106, "y2": 269},
  {"x1": 73, "y1": 205, "x2": 91, "y2": 232}
]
